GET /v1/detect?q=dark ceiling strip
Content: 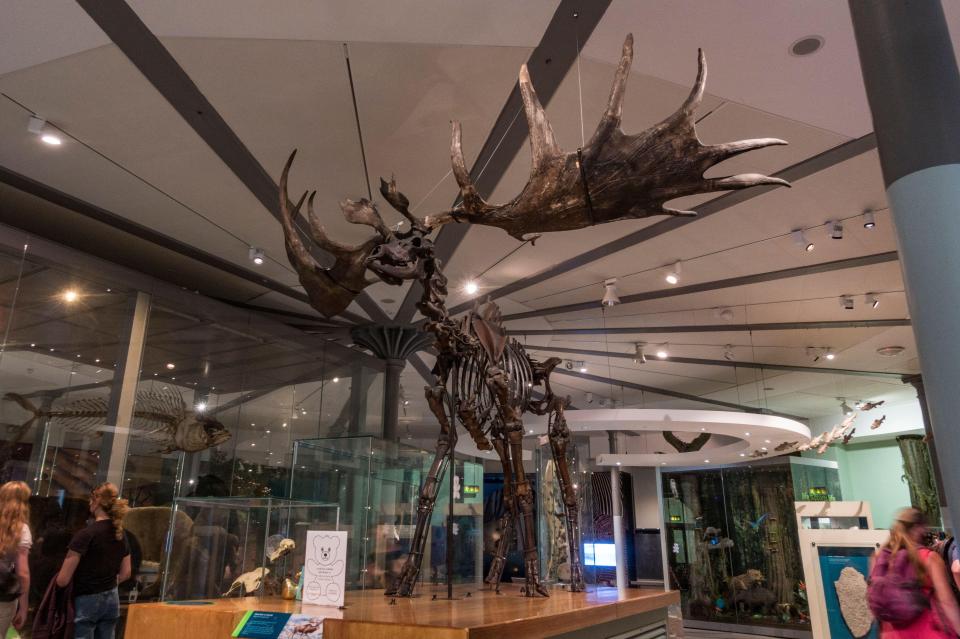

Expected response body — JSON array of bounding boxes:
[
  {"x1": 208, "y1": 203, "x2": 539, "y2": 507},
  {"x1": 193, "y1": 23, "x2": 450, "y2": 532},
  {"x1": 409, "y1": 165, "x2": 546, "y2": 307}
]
[
  {"x1": 0, "y1": 165, "x2": 316, "y2": 308},
  {"x1": 552, "y1": 369, "x2": 804, "y2": 421},
  {"x1": 393, "y1": 0, "x2": 613, "y2": 324},
  {"x1": 514, "y1": 318, "x2": 911, "y2": 336},
  {"x1": 503, "y1": 251, "x2": 899, "y2": 321},
  {"x1": 74, "y1": 0, "x2": 387, "y2": 324},
  {"x1": 448, "y1": 132, "x2": 879, "y2": 317},
  {"x1": 218, "y1": 298, "x2": 358, "y2": 328},
  {"x1": 528, "y1": 345, "x2": 907, "y2": 379}
]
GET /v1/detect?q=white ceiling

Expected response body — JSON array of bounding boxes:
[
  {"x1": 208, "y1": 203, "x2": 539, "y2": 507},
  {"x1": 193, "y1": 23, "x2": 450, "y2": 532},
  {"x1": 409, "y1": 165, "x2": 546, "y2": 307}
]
[{"x1": 0, "y1": 0, "x2": 932, "y2": 438}]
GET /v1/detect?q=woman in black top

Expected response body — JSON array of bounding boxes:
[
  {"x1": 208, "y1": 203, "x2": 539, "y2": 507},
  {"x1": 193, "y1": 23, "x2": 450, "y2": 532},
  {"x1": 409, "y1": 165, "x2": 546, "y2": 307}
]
[{"x1": 56, "y1": 483, "x2": 131, "y2": 639}]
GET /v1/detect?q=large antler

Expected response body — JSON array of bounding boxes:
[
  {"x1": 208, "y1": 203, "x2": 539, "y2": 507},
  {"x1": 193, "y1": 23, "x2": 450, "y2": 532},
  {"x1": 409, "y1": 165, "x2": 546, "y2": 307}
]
[
  {"x1": 279, "y1": 150, "x2": 390, "y2": 316},
  {"x1": 428, "y1": 34, "x2": 789, "y2": 240}
]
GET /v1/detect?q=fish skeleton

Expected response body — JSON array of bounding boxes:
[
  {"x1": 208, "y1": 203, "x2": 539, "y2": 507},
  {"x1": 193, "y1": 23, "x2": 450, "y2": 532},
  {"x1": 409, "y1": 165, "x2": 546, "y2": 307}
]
[{"x1": 3, "y1": 390, "x2": 231, "y2": 453}]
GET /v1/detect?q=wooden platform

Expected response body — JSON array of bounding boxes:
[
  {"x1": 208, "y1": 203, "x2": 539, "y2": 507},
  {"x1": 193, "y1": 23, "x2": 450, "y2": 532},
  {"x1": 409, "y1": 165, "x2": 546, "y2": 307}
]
[{"x1": 125, "y1": 585, "x2": 679, "y2": 639}]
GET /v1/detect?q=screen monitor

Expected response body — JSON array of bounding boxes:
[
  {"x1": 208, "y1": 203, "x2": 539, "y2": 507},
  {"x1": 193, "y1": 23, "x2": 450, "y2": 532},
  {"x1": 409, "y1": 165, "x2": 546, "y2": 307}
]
[{"x1": 583, "y1": 542, "x2": 617, "y2": 567}]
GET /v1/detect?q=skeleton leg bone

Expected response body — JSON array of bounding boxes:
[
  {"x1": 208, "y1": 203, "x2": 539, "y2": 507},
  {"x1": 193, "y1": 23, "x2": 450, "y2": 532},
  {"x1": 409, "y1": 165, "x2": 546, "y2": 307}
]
[
  {"x1": 386, "y1": 383, "x2": 456, "y2": 597},
  {"x1": 484, "y1": 425, "x2": 516, "y2": 589},
  {"x1": 548, "y1": 404, "x2": 585, "y2": 592},
  {"x1": 487, "y1": 366, "x2": 548, "y2": 597}
]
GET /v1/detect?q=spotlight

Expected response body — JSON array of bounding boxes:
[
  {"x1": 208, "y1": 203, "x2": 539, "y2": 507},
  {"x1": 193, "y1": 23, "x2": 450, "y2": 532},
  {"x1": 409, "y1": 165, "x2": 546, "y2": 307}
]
[
  {"x1": 825, "y1": 349, "x2": 836, "y2": 361},
  {"x1": 792, "y1": 229, "x2": 815, "y2": 252},
  {"x1": 829, "y1": 220, "x2": 843, "y2": 240},
  {"x1": 601, "y1": 278, "x2": 620, "y2": 306},
  {"x1": 863, "y1": 211, "x2": 876, "y2": 229},
  {"x1": 61, "y1": 289, "x2": 79, "y2": 303},
  {"x1": 665, "y1": 261, "x2": 682, "y2": 285},
  {"x1": 866, "y1": 293, "x2": 879, "y2": 309},
  {"x1": 564, "y1": 360, "x2": 573, "y2": 370},
  {"x1": 248, "y1": 247, "x2": 265, "y2": 265},
  {"x1": 332, "y1": 377, "x2": 339, "y2": 383},
  {"x1": 195, "y1": 402, "x2": 207, "y2": 412},
  {"x1": 28, "y1": 116, "x2": 62, "y2": 146},
  {"x1": 656, "y1": 344, "x2": 669, "y2": 359},
  {"x1": 577, "y1": 361, "x2": 587, "y2": 373},
  {"x1": 723, "y1": 344, "x2": 735, "y2": 361},
  {"x1": 166, "y1": 362, "x2": 176, "y2": 370},
  {"x1": 464, "y1": 280, "x2": 479, "y2": 295},
  {"x1": 633, "y1": 343, "x2": 647, "y2": 365},
  {"x1": 840, "y1": 295, "x2": 854, "y2": 310}
]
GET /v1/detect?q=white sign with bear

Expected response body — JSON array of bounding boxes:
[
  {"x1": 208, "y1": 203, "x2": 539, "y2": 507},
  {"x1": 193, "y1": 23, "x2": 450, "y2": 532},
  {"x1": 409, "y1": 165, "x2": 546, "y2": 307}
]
[{"x1": 303, "y1": 530, "x2": 347, "y2": 608}]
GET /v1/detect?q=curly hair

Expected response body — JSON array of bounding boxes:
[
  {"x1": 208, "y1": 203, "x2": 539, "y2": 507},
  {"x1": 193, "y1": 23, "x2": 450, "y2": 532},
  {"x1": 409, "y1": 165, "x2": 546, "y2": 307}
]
[
  {"x1": 0, "y1": 481, "x2": 30, "y2": 555},
  {"x1": 92, "y1": 482, "x2": 129, "y2": 541}
]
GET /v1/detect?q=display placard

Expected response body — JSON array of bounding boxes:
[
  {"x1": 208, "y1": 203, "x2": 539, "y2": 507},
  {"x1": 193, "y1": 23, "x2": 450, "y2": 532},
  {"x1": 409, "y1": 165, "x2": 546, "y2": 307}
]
[
  {"x1": 303, "y1": 530, "x2": 347, "y2": 607},
  {"x1": 232, "y1": 611, "x2": 292, "y2": 638}
]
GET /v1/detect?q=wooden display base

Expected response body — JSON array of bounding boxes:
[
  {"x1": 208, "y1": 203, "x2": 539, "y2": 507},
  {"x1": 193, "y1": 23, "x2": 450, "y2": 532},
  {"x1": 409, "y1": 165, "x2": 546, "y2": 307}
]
[{"x1": 125, "y1": 585, "x2": 679, "y2": 639}]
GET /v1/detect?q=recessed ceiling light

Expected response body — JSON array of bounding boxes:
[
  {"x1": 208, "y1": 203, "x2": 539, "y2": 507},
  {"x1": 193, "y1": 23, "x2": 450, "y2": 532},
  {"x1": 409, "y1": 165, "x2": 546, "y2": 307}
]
[
  {"x1": 166, "y1": 362, "x2": 176, "y2": 370},
  {"x1": 333, "y1": 377, "x2": 339, "y2": 383},
  {"x1": 825, "y1": 350, "x2": 836, "y2": 361},
  {"x1": 876, "y1": 345, "x2": 905, "y2": 357},
  {"x1": 656, "y1": 344, "x2": 669, "y2": 359},
  {"x1": 41, "y1": 134, "x2": 62, "y2": 146},
  {"x1": 744, "y1": 432, "x2": 750, "y2": 436},
  {"x1": 463, "y1": 280, "x2": 479, "y2": 295},
  {"x1": 62, "y1": 289, "x2": 79, "y2": 303},
  {"x1": 195, "y1": 402, "x2": 207, "y2": 412},
  {"x1": 790, "y1": 35, "x2": 825, "y2": 57}
]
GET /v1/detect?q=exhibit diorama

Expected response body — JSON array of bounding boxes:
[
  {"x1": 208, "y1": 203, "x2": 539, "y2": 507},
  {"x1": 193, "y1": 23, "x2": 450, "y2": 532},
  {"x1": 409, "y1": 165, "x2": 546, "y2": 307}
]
[{"x1": 0, "y1": 2, "x2": 958, "y2": 638}]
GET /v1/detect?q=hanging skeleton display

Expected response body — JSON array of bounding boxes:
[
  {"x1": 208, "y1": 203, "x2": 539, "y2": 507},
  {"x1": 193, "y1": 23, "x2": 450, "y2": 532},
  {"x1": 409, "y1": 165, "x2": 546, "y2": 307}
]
[{"x1": 276, "y1": 34, "x2": 788, "y2": 597}]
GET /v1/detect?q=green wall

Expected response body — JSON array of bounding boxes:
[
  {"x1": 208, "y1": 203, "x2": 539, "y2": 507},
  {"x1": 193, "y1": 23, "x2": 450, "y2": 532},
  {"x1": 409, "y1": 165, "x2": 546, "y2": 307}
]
[{"x1": 819, "y1": 441, "x2": 913, "y2": 529}]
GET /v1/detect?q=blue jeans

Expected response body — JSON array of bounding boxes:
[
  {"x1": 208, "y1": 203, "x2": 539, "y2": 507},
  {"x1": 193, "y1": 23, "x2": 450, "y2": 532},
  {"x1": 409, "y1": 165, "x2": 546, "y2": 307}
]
[{"x1": 74, "y1": 587, "x2": 119, "y2": 639}]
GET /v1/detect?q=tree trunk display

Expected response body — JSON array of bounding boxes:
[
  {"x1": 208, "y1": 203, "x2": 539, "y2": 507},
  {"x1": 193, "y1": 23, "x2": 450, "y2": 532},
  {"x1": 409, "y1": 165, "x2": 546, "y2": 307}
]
[{"x1": 897, "y1": 435, "x2": 941, "y2": 525}]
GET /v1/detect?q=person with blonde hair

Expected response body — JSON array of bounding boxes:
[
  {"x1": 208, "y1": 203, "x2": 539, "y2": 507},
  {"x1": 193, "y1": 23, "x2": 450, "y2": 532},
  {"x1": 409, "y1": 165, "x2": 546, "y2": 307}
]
[
  {"x1": 56, "y1": 482, "x2": 131, "y2": 639},
  {"x1": 868, "y1": 508, "x2": 960, "y2": 637},
  {"x1": 0, "y1": 481, "x2": 31, "y2": 634}
]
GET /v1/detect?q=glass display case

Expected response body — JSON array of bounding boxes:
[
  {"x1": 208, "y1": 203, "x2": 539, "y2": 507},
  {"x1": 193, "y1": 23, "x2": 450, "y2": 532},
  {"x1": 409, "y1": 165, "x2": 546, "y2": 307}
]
[
  {"x1": 662, "y1": 459, "x2": 812, "y2": 634},
  {"x1": 290, "y1": 436, "x2": 483, "y2": 596},
  {"x1": 790, "y1": 457, "x2": 843, "y2": 502},
  {"x1": 535, "y1": 436, "x2": 596, "y2": 587},
  {"x1": 159, "y1": 496, "x2": 338, "y2": 601}
]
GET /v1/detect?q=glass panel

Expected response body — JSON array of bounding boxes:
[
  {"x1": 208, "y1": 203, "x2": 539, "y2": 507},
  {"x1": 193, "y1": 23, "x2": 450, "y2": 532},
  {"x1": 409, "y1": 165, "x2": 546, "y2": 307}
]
[{"x1": 662, "y1": 461, "x2": 811, "y2": 633}]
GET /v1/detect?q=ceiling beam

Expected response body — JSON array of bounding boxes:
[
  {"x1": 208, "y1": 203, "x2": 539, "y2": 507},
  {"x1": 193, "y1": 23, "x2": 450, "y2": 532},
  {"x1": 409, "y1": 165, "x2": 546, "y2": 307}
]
[
  {"x1": 393, "y1": 0, "x2": 613, "y2": 324},
  {"x1": 502, "y1": 251, "x2": 899, "y2": 321},
  {"x1": 552, "y1": 369, "x2": 805, "y2": 421},
  {"x1": 513, "y1": 318, "x2": 910, "y2": 336},
  {"x1": 447, "y1": 133, "x2": 879, "y2": 317},
  {"x1": 74, "y1": 0, "x2": 387, "y2": 325},
  {"x1": 528, "y1": 345, "x2": 907, "y2": 379},
  {"x1": 0, "y1": 165, "x2": 348, "y2": 317}
]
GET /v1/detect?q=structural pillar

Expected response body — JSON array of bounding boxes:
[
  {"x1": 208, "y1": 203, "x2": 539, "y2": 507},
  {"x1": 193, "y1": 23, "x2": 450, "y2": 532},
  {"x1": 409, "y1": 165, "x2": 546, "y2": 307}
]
[
  {"x1": 850, "y1": 0, "x2": 960, "y2": 534},
  {"x1": 97, "y1": 291, "x2": 151, "y2": 486},
  {"x1": 608, "y1": 431, "x2": 628, "y2": 596},
  {"x1": 350, "y1": 326, "x2": 432, "y2": 441}
]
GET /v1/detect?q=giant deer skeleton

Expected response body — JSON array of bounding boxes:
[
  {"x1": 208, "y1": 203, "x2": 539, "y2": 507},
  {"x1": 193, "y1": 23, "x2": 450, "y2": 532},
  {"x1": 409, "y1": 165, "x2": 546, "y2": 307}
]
[{"x1": 277, "y1": 35, "x2": 788, "y2": 597}]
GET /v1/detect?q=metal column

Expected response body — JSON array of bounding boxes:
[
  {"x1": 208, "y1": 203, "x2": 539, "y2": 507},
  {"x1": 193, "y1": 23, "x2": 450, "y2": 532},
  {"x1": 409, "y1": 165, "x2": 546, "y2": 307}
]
[
  {"x1": 608, "y1": 431, "x2": 628, "y2": 595},
  {"x1": 96, "y1": 291, "x2": 151, "y2": 486},
  {"x1": 850, "y1": 0, "x2": 960, "y2": 533}
]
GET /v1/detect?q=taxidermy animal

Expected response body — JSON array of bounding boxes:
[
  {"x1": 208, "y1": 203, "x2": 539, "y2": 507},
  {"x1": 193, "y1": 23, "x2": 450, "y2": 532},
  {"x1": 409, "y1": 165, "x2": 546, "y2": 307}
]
[
  {"x1": 870, "y1": 415, "x2": 886, "y2": 430},
  {"x1": 842, "y1": 428, "x2": 856, "y2": 445},
  {"x1": 775, "y1": 441, "x2": 797, "y2": 452},
  {"x1": 3, "y1": 391, "x2": 230, "y2": 453},
  {"x1": 860, "y1": 400, "x2": 885, "y2": 411},
  {"x1": 745, "y1": 513, "x2": 771, "y2": 531},
  {"x1": 223, "y1": 567, "x2": 269, "y2": 597},
  {"x1": 276, "y1": 33, "x2": 788, "y2": 598},
  {"x1": 663, "y1": 431, "x2": 711, "y2": 453}
]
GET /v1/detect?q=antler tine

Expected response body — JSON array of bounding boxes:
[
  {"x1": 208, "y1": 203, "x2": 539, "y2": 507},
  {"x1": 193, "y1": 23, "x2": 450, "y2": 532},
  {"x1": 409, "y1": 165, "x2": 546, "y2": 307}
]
[
  {"x1": 379, "y1": 177, "x2": 430, "y2": 232},
  {"x1": 451, "y1": 120, "x2": 492, "y2": 216},
  {"x1": 340, "y1": 198, "x2": 392, "y2": 239},
  {"x1": 304, "y1": 191, "x2": 367, "y2": 255},
  {"x1": 706, "y1": 137, "x2": 788, "y2": 162},
  {"x1": 679, "y1": 49, "x2": 707, "y2": 118},
  {"x1": 706, "y1": 173, "x2": 791, "y2": 191},
  {"x1": 279, "y1": 150, "x2": 324, "y2": 269},
  {"x1": 589, "y1": 33, "x2": 634, "y2": 148},
  {"x1": 518, "y1": 63, "x2": 561, "y2": 167}
]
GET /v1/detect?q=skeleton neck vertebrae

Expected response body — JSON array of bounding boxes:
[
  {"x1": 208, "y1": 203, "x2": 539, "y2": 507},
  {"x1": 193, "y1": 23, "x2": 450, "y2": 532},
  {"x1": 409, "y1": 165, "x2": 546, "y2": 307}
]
[{"x1": 277, "y1": 34, "x2": 788, "y2": 597}]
